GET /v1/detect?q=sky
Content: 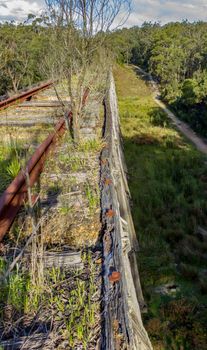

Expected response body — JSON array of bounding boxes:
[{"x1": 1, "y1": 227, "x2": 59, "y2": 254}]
[{"x1": 0, "y1": 0, "x2": 207, "y2": 26}]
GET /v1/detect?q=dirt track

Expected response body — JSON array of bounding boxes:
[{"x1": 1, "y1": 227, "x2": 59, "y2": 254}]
[{"x1": 135, "y1": 65, "x2": 207, "y2": 156}]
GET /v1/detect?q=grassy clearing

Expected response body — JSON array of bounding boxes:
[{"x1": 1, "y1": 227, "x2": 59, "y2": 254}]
[{"x1": 114, "y1": 65, "x2": 207, "y2": 350}]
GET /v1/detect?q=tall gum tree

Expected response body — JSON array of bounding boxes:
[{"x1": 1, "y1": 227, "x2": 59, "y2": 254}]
[{"x1": 45, "y1": 0, "x2": 131, "y2": 141}]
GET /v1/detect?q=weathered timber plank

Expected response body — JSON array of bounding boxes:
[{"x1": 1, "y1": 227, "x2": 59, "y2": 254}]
[
  {"x1": 0, "y1": 333, "x2": 55, "y2": 350},
  {"x1": 100, "y1": 72, "x2": 152, "y2": 349}
]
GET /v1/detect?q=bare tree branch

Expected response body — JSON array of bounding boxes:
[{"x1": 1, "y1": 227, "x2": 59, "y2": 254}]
[{"x1": 44, "y1": 0, "x2": 131, "y2": 141}]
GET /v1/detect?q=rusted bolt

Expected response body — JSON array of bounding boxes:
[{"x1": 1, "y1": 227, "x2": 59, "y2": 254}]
[
  {"x1": 106, "y1": 209, "x2": 115, "y2": 218},
  {"x1": 109, "y1": 271, "x2": 121, "y2": 283},
  {"x1": 113, "y1": 319, "x2": 119, "y2": 331},
  {"x1": 104, "y1": 178, "x2": 112, "y2": 185},
  {"x1": 68, "y1": 111, "x2": 73, "y2": 120},
  {"x1": 101, "y1": 158, "x2": 108, "y2": 165}
]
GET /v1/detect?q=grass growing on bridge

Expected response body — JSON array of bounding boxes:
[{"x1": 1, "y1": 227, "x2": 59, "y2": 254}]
[
  {"x1": 114, "y1": 65, "x2": 207, "y2": 350},
  {"x1": 0, "y1": 141, "x2": 21, "y2": 194}
]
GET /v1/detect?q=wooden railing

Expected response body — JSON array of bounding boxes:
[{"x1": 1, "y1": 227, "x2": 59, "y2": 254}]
[{"x1": 101, "y1": 72, "x2": 152, "y2": 349}]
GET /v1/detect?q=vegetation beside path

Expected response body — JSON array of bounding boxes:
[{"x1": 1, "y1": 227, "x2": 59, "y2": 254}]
[{"x1": 114, "y1": 65, "x2": 207, "y2": 350}]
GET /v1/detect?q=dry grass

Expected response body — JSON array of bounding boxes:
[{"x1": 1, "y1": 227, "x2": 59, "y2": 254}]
[
  {"x1": 0, "y1": 92, "x2": 103, "y2": 348},
  {"x1": 114, "y1": 65, "x2": 150, "y2": 98}
]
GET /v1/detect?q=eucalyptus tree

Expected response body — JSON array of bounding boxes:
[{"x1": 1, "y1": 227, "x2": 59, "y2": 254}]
[
  {"x1": 45, "y1": 0, "x2": 131, "y2": 141},
  {"x1": 0, "y1": 22, "x2": 48, "y2": 95}
]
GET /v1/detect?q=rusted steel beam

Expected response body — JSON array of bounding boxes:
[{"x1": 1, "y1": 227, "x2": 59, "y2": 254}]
[
  {"x1": 0, "y1": 117, "x2": 66, "y2": 241},
  {"x1": 0, "y1": 81, "x2": 53, "y2": 111}
]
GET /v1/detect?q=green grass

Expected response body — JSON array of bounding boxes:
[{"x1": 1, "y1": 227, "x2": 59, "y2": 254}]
[
  {"x1": 0, "y1": 140, "x2": 22, "y2": 194},
  {"x1": 0, "y1": 253, "x2": 99, "y2": 348},
  {"x1": 114, "y1": 65, "x2": 207, "y2": 350},
  {"x1": 0, "y1": 259, "x2": 29, "y2": 317},
  {"x1": 78, "y1": 138, "x2": 104, "y2": 153},
  {"x1": 6, "y1": 157, "x2": 21, "y2": 178},
  {"x1": 85, "y1": 183, "x2": 99, "y2": 213}
]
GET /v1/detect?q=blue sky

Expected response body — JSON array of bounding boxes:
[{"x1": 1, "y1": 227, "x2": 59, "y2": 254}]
[{"x1": 0, "y1": 0, "x2": 207, "y2": 25}]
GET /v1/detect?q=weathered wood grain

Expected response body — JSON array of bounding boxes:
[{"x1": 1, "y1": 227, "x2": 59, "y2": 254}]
[
  {"x1": 100, "y1": 72, "x2": 152, "y2": 349},
  {"x1": 0, "y1": 333, "x2": 55, "y2": 349}
]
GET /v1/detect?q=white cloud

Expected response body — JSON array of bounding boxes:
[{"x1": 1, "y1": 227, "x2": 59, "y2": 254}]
[
  {"x1": 130, "y1": 0, "x2": 207, "y2": 25},
  {"x1": 0, "y1": 0, "x2": 43, "y2": 21}
]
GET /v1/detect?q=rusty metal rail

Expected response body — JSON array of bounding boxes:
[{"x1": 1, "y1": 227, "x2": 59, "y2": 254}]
[
  {"x1": 0, "y1": 81, "x2": 53, "y2": 111},
  {"x1": 0, "y1": 117, "x2": 67, "y2": 240},
  {"x1": 0, "y1": 86, "x2": 89, "y2": 241}
]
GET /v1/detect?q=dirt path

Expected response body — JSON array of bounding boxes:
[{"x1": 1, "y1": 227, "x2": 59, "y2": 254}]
[{"x1": 135, "y1": 65, "x2": 207, "y2": 156}]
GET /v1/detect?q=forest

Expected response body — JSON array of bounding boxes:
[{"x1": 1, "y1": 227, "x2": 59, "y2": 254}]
[
  {"x1": 111, "y1": 21, "x2": 207, "y2": 137},
  {"x1": 1, "y1": 20, "x2": 207, "y2": 136},
  {"x1": 0, "y1": 17, "x2": 49, "y2": 95}
]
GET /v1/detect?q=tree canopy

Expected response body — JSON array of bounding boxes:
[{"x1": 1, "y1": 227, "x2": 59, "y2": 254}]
[
  {"x1": 1, "y1": 17, "x2": 207, "y2": 137},
  {"x1": 0, "y1": 19, "x2": 49, "y2": 94},
  {"x1": 109, "y1": 21, "x2": 207, "y2": 136}
]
